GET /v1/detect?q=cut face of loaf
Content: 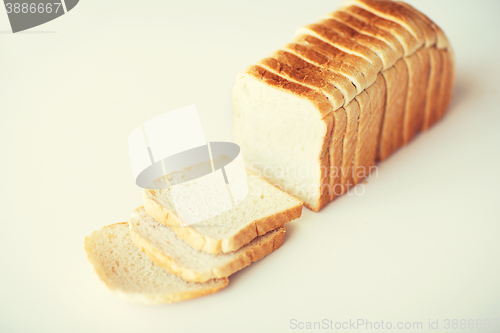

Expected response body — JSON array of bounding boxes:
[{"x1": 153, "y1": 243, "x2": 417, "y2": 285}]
[
  {"x1": 84, "y1": 223, "x2": 228, "y2": 304},
  {"x1": 129, "y1": 207, "x2": 286, "y2": 283},
  {"x1": 233, "y1": 0, "x2": 454, "y2": 211}
]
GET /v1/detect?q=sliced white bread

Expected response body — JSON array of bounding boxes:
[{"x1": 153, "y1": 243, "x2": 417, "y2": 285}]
[
  {"x1": 144, "y1": 167, "x2": 303, "y2": 253},
  {"x1": 315, "y1": 17, "x2": 398, "y2": 70},
  {"x1": 294, "y1": 35, "x2": 369, "y2": 92},
  {"x1": 329, "y1": 9, "x2": 404, "y2": 64},
  {"x1": 258, "y1": 50, "x2": 345, "y2": 110},
  {"x1": 233, "y1": 0, "x2": 454, "y2": 211},
  {"x1": 84, "y1": 223, "x2": 228, "y2": 304},
  {"x1": 344, "y1": 0, "x2": 425, "y2": 55},
  {"x1": 378, "y1": 58, "x2": 409, "y2": 161},
  {"x1": 129, "y1": 207, "x2": 286, "y2": 283},
  {"x1": 283, "y1": 41, "x2": 365, "y2": 97},
  {"x1": 296, "y1": 23, "x2": 383, "y2": 80},
  {"x1": 340, "y1": 5, "x2": 419, "y2": 56}
]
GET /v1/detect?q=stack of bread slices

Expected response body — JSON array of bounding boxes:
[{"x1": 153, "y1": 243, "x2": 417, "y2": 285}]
[
  {"x1": 85, "y1": 170, "x2": 303, "y2": 304},
  {"x1": 233, "y1": 0, "x2": 455, "y2": 211}
]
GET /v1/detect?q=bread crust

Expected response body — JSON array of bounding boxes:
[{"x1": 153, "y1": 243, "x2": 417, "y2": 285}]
[
  {"x1": 130, "y1": 222, "x2": 286, "y2": 283},
  {"x1": 341, "y1": 5, "x2": 418, "y2": 56},
  {"x1": 403, "y1": 50, "x2": 427, "y2": 144},
  {"x1": 354, "y1": 75, "x2": 385, "y2": 184},
  {"x1": 283, "y1": 42, "x2": 358, "y2": 105},
  {"x1": 246, "y1": 65, "x2": 333, "y2": 118},
  {"x1": 300, "y1": 23, "x2": 383, "y2": 78},
  {"x1": 437, "y1": 50, "x2": 454, "y2": 121},
  {"x1": 233, "y1": 0, "x2": 455, "y2": 211},
  {"x1": 422, "y1": 47, "x2": 443, "y2": 130},
  {"x1": 111, "y1": 281, "x2": 228, "y2": 305},
  {"x1": 340, "y1": 99, "x2": 360, "y2": 193},
  {"x1": 295, "y1": 35, "x2": 370, "y2": 92},
  {"x1": 318, "y1": 17, "x2": 397, "y2": 70},
  {"x1": 347, "y1": 0, "x2": 425, "y2": 54},
  {"x1": 331, "y1": 10, "x2": 404, "y2": 63},
  {"x1": 143, "y1": 188, "x2": 302, "y2": 254},
  {"x1": 378, "y1": 59, "x2": 408, "y2": 161},
  {"x1": 329, "y1": 107, "x2": 347, "y2": 201},
  {"x1": 258, "y1": 51, "x2": 345, "y2": 110}
]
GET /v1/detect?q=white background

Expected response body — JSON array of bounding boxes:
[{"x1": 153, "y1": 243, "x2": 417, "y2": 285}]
[{"x1": 1, "y1": 0, "x2": 500, "y2": 332}]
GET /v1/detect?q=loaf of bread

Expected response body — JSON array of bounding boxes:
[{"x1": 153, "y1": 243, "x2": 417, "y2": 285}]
[{"x1": 233, "y1": 0, "x2": 454, "y2": 211}]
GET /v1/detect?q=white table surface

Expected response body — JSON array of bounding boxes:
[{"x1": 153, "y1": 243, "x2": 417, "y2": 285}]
[{"x1": 1, "y1": 0, "x2": 499, "y2": 332}]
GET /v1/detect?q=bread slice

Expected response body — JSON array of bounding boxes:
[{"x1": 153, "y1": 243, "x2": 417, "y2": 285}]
[
  {"x1": 329, "y1": 9, "x2": 404, "y2": 65},
  {"x1": 437, "y1": 49, "x2": 455, "y2": 120},
  {"x1": 402, "y1": 50, "x2": 427, "y2": 144},
  {"x1": 422, "y1": 47, "x2": 443, "y2": 130},
  {"x1": 354, "y1": 75, "x2": 385, "y2": 183},
  {"x1": 294, "y1": 35, "x2": 369, "y2": 92},
  {"x1": 378, "y1": 58, "x2": 408, "y2": 161},
  {"x1": 340, "y1": 100, "x2": 360, "y2": 193},
  {"x1": 144, "y1": 165, "x2": 303, "y2": 253},
  {"x1": 340, "y1": 5, "x2": 418, "y2": 56},
  {"x1": 283, "y1": 37, "x2": 366, "y2": 96},
  {"x1": 345, "y1": 0, "x2": 425, "y2": 55},
  {"x1": 296, "y1": 23, "x2": 383, "y2": 82},
  {"x1": 316, "y1": 16, "x2": 398, "y2": 70},
  {"x1": 84, "y1": 223, "x2": 228, "y2": 304},
  {"x1": 282, "y1": 42, "x2": 359, "y2": 104},
  {"x1": 258, "y1": 51, "x2": 345, "y2": 110},
  {"x1": 397, "y1": 2, "x2": 454, "y2": 127},
  {"x1": 329, "y1": 107, "x2": 347, "y2": 200},
  {"x1": 129, "y1": 207, "x2": 286, "y2": 283}
]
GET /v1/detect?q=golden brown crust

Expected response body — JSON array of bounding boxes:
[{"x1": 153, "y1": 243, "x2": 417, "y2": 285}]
[
  {"x1": 302, "y1": 22, "x2": 383, "y2": 76},
  {"x1": 378, "y1": 59, "x2": 408, "y2": 161},
  {"x1": 403, "y1": 50, "x2": 427, "y2": 144},
  {"x1": 354, "y1": 74, "x2": 386, "y2": 184},
  {"x1": 391, "y1": 1, "x2": 435, "y2": 48},
  {"x1": 143, "y1": 187, "x2": 302, "y2": 254},
  {"x1": 258, "y1": 51, "x2": 345, "y2": 110},
  {"x1": 340, "y1": 99, "x2": 360, "y2": 194},
  {"x1": 283, "y1": 42, "x2": 358, "y2": 104},
  {"x1": 341, "y1": 5, "x2": 419, "y2": 56},
  {"x1": 332, "y1": 10, "x2": 404, "y2": 62},
  {"x1": 437, "y1": 50, "x2": 455, "y2": 120},
  {"x1": 295, "y1": 35, "x2": 370, "y2": 91},
  {"x1": 349, "y1": 0, "x2": 425, "y2": 54},
  {"x1": 329, "y1": 108, "x2": 347, "y2": 201},
  {"x1": 318, "y1": 17, "x2": 397, "y2": 70},
  {"x1": 246, "y1": 65, "x2": 333, "y2": 118},
  {"x1": 422, "y1": 47, "x2": 443, "y2": 130},
  {"x1": 397, "y1": 1, "x2": 450, "y2": 50},
  {"x1": 365, "y1": 72, "x2": 387, "y2": 159},
  {"x1": 111, "y1": 280, "x2": 229, "y2": 305},
  {"x1": 112, "y1": 278, "x2": 229, "y2": 305},
  {"x1": 129, "y1": 223, "x2": 286, "y2": 283}
]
